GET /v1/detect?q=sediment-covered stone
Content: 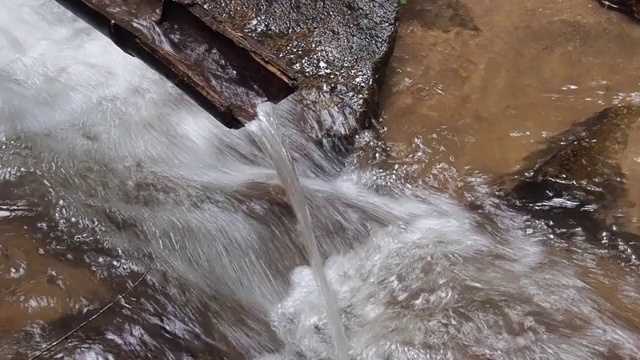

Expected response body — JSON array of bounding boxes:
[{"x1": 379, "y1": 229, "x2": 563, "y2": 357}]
[{"x1": 504, "y1": 105, "x2": 640, "y2": 263}]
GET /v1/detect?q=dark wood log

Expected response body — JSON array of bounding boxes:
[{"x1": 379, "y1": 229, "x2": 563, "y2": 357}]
[{"x1": 51, "y1": 0, "x2": 399, "y2": 139}]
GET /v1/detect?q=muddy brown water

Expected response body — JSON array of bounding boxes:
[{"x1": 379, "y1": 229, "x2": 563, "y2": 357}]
[
  {"x1": 3, "y1": 0, "x2": 640, "y2": 358},
  {"x1": 376, "y1": 0, "x2": 640, "y2": 347},
  {"x1": 376, "y1": 0, "x2": 640, "y2": 240},
  {"x1": 381, "y1": 0, "x2": 640, "y2": 176}
]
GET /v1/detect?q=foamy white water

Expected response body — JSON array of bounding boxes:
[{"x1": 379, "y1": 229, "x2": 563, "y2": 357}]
[{"x1": 1, "y1": 0, "x2": 640, "y2": 359}]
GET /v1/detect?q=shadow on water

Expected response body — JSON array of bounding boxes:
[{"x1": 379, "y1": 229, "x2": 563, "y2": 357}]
[{"x1": 2, "y1": 0, "x2": 640, "y2": 359}]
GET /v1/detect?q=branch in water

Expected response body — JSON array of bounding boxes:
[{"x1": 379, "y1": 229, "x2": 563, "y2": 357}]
[{"x1": 28, "y1": 268, "x2": 151, "y2": 360}]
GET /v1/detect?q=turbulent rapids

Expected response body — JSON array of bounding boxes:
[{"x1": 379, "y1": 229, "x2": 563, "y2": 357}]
[{"x1": 1, "y1": 1, "x2": 640, "y2": 359}]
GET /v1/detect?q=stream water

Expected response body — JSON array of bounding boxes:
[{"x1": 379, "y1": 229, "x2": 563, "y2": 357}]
[
  {"x1": 2, "y1": 0, "x2": 640, "y2": 359},
  {"x1": 250, "y1": 102, "x2": 349, "y2": 360}
]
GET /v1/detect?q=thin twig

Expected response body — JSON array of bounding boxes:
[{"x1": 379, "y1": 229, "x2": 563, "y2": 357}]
[{"x1": 28, "y1": 268, "x2": 151, "y2": 360}]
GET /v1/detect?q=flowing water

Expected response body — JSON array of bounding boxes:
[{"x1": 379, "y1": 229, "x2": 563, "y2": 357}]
[
  {"x1": 1, "y1": 0, "x2": 640, "y2": 359},
  {"x1": 250, "y1": 103, "x2": 349, "y2": 360}
]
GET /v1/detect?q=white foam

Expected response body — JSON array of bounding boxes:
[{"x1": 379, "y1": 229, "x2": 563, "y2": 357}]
[{"x1": 259, "y1": 199, "x2": 640, "y2": 359}]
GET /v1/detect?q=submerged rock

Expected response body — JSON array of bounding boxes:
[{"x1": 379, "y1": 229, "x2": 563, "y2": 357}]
[
  {"x1": 53, "y1": 0, "x2": 399, "y2": 139},
  {"x1": 401, "y1": 0, "x2": 480, "y2": 32},
  {"x1": 503, "y1": 105, "x2": 640, "y2": 263},
  {"x1": 598, "y1": 0, "x2": 640, "y2": 20}
]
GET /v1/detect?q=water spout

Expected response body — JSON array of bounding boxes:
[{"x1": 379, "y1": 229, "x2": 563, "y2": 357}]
[{"x1": 250, "y1": 100, "x2": 350, "y2": 360}]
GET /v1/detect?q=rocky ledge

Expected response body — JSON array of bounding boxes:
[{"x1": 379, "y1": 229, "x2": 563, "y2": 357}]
[{"x1": 53, "y1": 0, "x2": 399, "y2": 139}]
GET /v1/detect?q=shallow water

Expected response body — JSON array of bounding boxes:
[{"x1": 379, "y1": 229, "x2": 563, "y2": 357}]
[
  {"x1": 379, "y1": 0, "x2": 640, "y2": 188},
  {"x1": 1, "y1": 0, "x2": 640, "y2": 359}
]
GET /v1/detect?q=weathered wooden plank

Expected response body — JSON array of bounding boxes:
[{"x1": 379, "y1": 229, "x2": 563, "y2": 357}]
[
  {"x1": 52, "y1": 0, "x2": 399, "y2": 139},
  {"x1": 53, "y1": 0, "x2": 296, "y2": 128}
]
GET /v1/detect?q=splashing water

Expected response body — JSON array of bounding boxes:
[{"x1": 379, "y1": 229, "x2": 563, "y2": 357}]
[
  {"x1": 250, "y1": 101, "x2": 350, "y2": 360},
  {"x1": 1, "y1": 0, "x2": 640, "y2": 359}
]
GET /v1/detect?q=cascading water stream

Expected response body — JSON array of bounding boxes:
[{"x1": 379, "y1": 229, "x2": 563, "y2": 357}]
[
  {"x1": 250, "y1": 101, "x2": 350, "y2": 360},
  {"x1": 3, "y1": 1, "x2": 640, "y2": 359}
]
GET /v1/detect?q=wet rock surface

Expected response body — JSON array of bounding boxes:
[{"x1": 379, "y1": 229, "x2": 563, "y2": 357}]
[
  {"x1": 54, "y1": 0, "x2": 399, "y2": 139},
  {"x1": 599, "y1": 0, "x2": 640, "y2": 20},
  {"x1": 173, "y1": 0, "x2": 399, "y2": 139},
  {"x1": 503, "y1": 105, "x2": 640, "y2": 263}
]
